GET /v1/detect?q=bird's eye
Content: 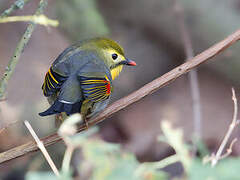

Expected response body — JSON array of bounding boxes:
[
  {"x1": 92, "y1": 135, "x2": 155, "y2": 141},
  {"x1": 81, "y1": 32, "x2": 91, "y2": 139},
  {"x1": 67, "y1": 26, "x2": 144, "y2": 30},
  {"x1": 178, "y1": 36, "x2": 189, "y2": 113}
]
[{"x1": 112, "y1": 53, "x2": 118, "y2": 60}]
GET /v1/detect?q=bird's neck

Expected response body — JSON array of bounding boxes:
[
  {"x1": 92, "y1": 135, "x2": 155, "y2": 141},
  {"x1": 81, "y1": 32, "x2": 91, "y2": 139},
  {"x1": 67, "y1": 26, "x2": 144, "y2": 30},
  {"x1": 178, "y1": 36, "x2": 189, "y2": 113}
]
[{"x1": 110, "y1": 65, "x2": 123, "y2": 80}]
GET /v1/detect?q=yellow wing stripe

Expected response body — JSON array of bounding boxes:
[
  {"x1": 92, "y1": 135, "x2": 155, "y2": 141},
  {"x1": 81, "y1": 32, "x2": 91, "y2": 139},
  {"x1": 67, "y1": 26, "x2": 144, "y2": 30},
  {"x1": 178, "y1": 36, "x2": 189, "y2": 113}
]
[
  {"x1": 88, "y1": 90, "x2": 106, "y2": 98},
  {"x1": 43, "y1": 80, "x2": 47, "y2": 94},
  {"x1": 95, "y1": 95, "x2": 108, "y2": 102},
  {"x1": 84, "y1": 86, "x2": 106, "y2": 90},
  {"x1": 81, "y1": 81, "x2": 106, "y2": 84},
  {"x1": 81, "y1": 77, "x2": 111, "y2": 102},
  {"x1": 42, "y1": 68, "x2": 67, "y2": 97},
  {"x1": 89, "y1": 93, "x2": 107, "y2": 100},
  {"x1": 82, "y1": 80, "x2": 106, "y2": 82},
  {"x1": 46, "y1": 78, "x2": 50, "y2": 89},
  {"x1": 85, "y1": 88, "x2": 106, "y2": 94},
  {"x1": 46, "y1": 75, "x2": 54, "y2": 88},
  {"x1": 48, "y1": 69, "x2": 58, "y2": 84}
]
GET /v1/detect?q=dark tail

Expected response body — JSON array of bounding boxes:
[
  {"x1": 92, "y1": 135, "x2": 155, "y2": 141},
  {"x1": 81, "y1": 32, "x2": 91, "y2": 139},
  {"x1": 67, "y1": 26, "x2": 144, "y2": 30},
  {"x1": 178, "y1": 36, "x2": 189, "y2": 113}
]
[{"x1": 39, "y1": 100, "x2": 82, "y2": 116}]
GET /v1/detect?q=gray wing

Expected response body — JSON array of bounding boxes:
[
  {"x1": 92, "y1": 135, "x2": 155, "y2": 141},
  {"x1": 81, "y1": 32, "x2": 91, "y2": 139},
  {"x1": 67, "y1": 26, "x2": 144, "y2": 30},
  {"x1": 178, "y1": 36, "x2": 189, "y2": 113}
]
[
  {"x1": 58, "y1": 75, "x2": 82, "y2": 104},
  {"x1": 39, "y1": 75, "x2": 83, "y2": 116},
  {"x1": 51, "y1": 48, "x2": 112, "y2": 81}
]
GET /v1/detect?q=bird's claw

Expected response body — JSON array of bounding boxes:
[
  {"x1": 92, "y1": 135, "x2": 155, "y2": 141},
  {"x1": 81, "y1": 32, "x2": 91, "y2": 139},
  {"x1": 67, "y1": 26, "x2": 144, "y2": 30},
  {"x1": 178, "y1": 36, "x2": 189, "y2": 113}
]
[{"x1": 84, "y1": 118, "x2": 89, "y2": 130}]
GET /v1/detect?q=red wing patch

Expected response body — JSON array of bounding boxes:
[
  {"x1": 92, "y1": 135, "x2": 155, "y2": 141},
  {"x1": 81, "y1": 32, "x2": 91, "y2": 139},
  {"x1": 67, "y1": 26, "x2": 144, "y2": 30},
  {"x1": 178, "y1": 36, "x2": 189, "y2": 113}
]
[{"x1": 80, "y1": 77, "x2": 112, "y2": 102}]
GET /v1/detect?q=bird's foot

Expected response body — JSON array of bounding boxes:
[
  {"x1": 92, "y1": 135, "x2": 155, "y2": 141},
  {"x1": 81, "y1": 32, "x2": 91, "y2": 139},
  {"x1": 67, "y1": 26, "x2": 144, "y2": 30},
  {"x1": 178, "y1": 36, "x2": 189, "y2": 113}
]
[
  {"x1": 55, "y1": 113, "x2": 63, "y2": 127},
  {"x1": 55, "y1": 113, "x2": 67, "y2": 127},
  {"x1": 84, "y1": 118, "x2": 89, "y2": 130}
]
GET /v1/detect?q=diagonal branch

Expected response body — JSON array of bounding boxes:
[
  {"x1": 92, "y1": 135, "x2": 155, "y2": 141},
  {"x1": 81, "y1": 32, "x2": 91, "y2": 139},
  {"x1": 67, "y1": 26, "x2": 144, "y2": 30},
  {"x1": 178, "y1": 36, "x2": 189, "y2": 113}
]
[
  {"x1": 1, "y1": 29, "x2": 240, "y2": 164},
  {"x1": 24, "y1": 121, "x2": 59, "y2": 176},
  {"x1": 0, "y1": 0, "x2": 31, "y2": 18},
  {"x1": 0, "y1": 0, "x2": 48, "y2": 100}
]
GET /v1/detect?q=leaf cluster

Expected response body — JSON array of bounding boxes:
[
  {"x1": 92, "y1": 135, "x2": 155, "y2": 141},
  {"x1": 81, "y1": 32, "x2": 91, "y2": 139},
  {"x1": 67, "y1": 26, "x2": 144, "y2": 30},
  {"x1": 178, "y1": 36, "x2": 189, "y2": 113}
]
[{"x1": 25, "y1": 115, "x2": 240, "y2": 180}]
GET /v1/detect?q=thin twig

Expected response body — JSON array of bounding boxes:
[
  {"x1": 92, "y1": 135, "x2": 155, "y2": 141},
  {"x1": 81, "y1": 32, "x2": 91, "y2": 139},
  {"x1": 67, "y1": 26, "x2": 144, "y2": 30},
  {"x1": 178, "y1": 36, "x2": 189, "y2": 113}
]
[
  {"x1": 24, "y1": 121, "x2": 60, "y2": 176},
  {"x1": 219, "y1": 138, "x2": 237, "y2": 160},
  {"x1": 1, "y1": 29, "x2": 240, "y2": 164},
  {"x1": 135, "y1": 154, "x2": 179, "y2": 177},
  {"x1": 0, "y1": 0, "x2": 31, "y2": 18},
  {"x1": 211, "y1": 88, "x2": 238, "y2": 167},
  {"x1": 61, "y1": 146, "x2": 74, "y2": 173},
  {"x1": 58, "y1": 114, "x2": 82, "y2": 172},
  {"x1": 0, "y1": 0, "x2": 48, "y2": 100},
  {"x1": 173, "y1": 0, "x2": 202, "y2": 139},
  {"x1": 151, "y1": 154, "x2": 179, "y2": 169},
  {"x1": 0, "y1": 15, "x2": 59, "y2": 27}
]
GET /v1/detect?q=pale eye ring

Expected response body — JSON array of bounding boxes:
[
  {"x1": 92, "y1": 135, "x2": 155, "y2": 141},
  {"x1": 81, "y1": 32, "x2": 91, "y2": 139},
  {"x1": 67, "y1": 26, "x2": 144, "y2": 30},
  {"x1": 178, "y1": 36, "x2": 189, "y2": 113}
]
[{"x1": 112, "y1": 53, "x2": 118, "y2": 60}]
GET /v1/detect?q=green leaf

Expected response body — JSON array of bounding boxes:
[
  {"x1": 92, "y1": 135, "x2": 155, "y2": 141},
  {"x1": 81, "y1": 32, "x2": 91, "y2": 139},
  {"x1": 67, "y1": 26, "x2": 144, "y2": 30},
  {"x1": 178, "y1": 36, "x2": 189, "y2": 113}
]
[
  {"x1": 78, "y1": 138, "x2": 168, "y2": 180},
  {"x1": 135, "y1": 164, "x2": 169, "y2": 180},
  {"x1": 192, "y1": 137, "x2": 209, "y2": 158},
  {"x1": 160, "y1": 121, "x2": 191, "y2": 171},
  {"x1": 189, "y1": 158, "x2": 240, "y2": 180},
  {"x1": 66, "y1": 127, "x2": 99, "y2": 146},
  {"x1": 92, "y1": 153, "x2": 139, "y2": 180},
  {"x1": 26, "y1": 171, "x2": 73, "y2": 180},
  {"x1": 25, "y1": 172, "x2": 58, "y2": 180}
]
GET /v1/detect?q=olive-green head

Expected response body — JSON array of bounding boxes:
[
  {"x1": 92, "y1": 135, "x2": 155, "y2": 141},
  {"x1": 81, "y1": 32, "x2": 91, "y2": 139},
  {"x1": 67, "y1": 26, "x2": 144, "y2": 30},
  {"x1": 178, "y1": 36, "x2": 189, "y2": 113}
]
[{"x1": 80, "y1": 37, "x2": 136, "y2": 73}]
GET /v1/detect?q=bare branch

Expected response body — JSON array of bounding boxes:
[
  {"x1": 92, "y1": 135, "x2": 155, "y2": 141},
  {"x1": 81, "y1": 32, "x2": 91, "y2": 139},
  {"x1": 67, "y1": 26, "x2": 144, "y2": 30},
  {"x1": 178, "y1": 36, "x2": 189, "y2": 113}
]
[
  {"x1": 0, "y1": 15, "x2": 59, "y2": 27},
  {"x1": 173, "y1": 0, "x2": 202, "y2": 139},
  {"x1": 1, "y1": 28, "x2": 240, "y2": 164},
  {"x1": 0, "y1": 0, "x2": 48, "y2": 100},
  {"x1": 24, "y1": 121, "x2": 59, "y2": 176},
  {"x1": 220, "y1": 138, "x2": 237, "y2": 160},
  {"x1": 210, "y1": 88, "x2": 238, "y2": 167},
  {"x1": 0, "y1": 0, "x2": 31, "y2": 18}
]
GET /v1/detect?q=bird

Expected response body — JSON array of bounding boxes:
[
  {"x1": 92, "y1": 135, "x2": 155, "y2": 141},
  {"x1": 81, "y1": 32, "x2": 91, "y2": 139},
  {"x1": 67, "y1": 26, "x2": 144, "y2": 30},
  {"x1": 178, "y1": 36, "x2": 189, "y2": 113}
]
[{"x1": 39, "y1": 37, "x2": 136, "y2": 126}]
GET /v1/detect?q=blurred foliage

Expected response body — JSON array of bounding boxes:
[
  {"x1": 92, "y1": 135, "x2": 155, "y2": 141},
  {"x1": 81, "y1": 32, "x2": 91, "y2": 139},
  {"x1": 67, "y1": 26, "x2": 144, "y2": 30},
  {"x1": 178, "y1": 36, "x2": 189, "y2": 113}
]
[
  {"x1": 160, "y1": 121, "x2": 191, "y2": 170},
  {"x1": 26, "y1": 114, "x2": 168, "y2": 180},
  {"x1": 189, "y1": 158, "x2": 240, "y2": 180},
  {"x1": 25, "y1": 115, "x2": 240, "y2": 180},
  {"x1": 55, "y1": 0, "x2": 109, "y2": 41}
]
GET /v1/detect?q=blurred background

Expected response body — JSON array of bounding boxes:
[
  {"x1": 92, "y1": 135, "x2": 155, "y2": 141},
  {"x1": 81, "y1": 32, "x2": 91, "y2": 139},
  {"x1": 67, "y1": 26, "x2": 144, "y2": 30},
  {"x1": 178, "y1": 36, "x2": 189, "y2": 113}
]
[{"x1": 0, "y1": 0, "x2": 240, "y2": 179}]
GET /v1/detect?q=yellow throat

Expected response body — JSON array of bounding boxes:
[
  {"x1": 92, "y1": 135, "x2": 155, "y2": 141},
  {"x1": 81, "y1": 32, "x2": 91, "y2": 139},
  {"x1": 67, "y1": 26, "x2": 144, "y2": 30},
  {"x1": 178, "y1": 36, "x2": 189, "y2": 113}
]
[{"x1": 110, "y1": 65, "x2": 123, "y2": 80}]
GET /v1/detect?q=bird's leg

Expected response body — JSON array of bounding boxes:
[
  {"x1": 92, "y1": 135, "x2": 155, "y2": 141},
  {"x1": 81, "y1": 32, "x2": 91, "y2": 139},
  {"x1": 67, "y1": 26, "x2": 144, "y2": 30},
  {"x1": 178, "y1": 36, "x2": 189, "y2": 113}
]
[
  {"x1": 80, "y1": 112, "x2": 89, "y2": 130},
  {"x1": 83, "y1": 117, "x2": 89, "y2": 130},
  {"x1": 86, "y1": 98, "x2": 110, "y2": 119},
  {"x1": 80, "y1": 99, "x2": 94, "y2": 130},
  {"x1": 55, "y1": 113, "x2": 63, "y2": 127},
  {"x1": 55, "y1": 112, "x2": 67, "y2": 127}
]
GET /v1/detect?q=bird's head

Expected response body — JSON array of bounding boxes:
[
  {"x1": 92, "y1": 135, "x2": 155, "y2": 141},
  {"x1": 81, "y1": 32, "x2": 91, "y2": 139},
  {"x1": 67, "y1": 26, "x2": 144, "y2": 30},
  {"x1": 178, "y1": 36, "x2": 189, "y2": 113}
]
[{"x1": 81, "y1": 38, "x2": 136, "y2": 80}]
